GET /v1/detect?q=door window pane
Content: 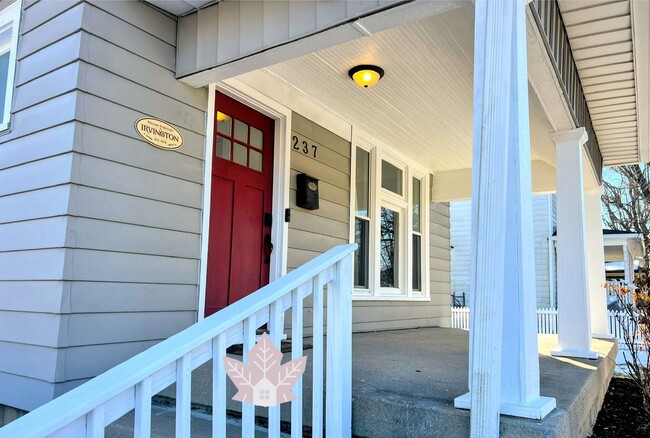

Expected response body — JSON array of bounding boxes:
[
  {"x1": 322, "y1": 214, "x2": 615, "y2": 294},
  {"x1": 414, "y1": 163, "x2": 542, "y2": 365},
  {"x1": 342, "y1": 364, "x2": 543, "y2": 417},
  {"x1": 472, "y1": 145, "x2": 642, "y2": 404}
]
[
  {"x1": 412, "y1": 234, "x2": 421, "y2": 291},
  {"x1": 216, "y1": 136, "x2": 231, "y2": 160},
  {"x1": 234, "y1": 119, "x2": 248, "y2": 143},
  {"x1": 381, "y1": 160, "x2": 403, "y2": 195},
  {"x1": 354, "y1": 218, "x2": 369, "y2": 288},
  {"x1": 412, "y1": 178, "x2": 421, "y2": 232},
  {"x1": 249, "y1": 149, "x2": 262, "y2": 172},
  {"x1": 233, "y1": 142, "x2": 247, "y2": 166},
  {"x1": 216, "y1": 112, "x2": 232, "y2": 135},
  {"x1": 380, "y1": 207, "x2": 399, "y2": 288},
  {"x1": 250, "y1": 127, "x2": 263, "y2": 150}
]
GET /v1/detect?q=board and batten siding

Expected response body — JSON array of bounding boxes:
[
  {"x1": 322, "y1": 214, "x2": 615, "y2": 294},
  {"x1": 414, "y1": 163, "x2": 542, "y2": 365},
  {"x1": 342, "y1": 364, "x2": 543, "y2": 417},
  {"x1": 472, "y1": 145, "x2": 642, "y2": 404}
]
[
  {"x1": 0, "y1": 0, "x2": 207, "y2": 411},
  {"x1": 449, "y1": 194, "x2": 556, "y2": 309},
  {"x1": 176, "y1": 0, "x2": 402, "y2": 78},
  {"x1": 288, "y1": 113, "x2": 451, "y2": 333}
]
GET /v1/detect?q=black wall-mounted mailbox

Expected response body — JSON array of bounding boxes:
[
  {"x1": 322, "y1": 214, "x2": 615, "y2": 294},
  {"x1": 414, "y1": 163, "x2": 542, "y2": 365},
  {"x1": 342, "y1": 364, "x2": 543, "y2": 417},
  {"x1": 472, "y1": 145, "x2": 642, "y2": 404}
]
[{"x1": 296, "y1": 173, "x2": 319, "y2": 210}]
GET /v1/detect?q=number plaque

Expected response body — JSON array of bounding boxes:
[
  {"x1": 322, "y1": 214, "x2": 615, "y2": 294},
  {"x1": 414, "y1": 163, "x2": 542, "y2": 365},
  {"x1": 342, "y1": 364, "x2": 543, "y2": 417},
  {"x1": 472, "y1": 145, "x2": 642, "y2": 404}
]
[{"x1": 291, "y1": 132, "x2": 319, "y2": 159}]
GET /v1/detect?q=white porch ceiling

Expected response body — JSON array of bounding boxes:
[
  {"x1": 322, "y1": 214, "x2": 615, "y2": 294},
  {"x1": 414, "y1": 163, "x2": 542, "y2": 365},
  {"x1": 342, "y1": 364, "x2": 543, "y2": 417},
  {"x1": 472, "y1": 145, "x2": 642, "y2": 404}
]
[
  {"x1": 558, "y1": 0, "x2": 645, "y2": 166},
  {"x1": 239, "y1": 5, "x2": 556, "y2": 174},
  {"x1": 145, "y1": 0, "x2": 217, "y2": 17}
]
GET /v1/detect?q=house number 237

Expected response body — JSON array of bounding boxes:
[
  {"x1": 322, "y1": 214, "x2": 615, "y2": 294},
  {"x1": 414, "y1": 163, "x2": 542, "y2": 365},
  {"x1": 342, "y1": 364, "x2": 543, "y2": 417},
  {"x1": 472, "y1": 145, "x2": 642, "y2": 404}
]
[{"x1": 292, "y1": 135, "x2": 318, "y2": 159}]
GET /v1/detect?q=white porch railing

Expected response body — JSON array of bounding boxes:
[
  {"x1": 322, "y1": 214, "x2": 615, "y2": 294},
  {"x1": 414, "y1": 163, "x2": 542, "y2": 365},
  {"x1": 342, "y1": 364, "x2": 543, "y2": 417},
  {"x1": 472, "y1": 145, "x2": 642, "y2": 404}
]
[
  {"x1": 451, "y1": 306, "x2": 631, "y2": 349},
  {"x1": 0, "y1": 244, "x2": 357, "y2": 438}
]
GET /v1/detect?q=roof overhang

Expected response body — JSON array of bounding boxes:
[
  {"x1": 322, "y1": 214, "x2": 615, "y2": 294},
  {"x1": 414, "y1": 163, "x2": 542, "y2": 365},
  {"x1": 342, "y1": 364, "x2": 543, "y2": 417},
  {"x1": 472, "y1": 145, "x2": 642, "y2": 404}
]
[
  {"x1": 558, "y1": 0, "x2": 647, "y2": 167},
  {"x1": 631, "y1": 0, "x2": 649, "y2": 163},
  {"x1": 145, "y1": 0, "x2": 218, "y2": 17}
]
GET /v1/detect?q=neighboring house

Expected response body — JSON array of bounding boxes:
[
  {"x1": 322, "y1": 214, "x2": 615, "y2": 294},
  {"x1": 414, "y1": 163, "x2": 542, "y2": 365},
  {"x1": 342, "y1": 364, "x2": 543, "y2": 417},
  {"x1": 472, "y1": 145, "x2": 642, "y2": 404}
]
[
  {"x1": 451, "y1": 194, "x2": 557, "y2": 308},
  {"x1": 602, "y1": 230, "x2": 644, "y2": 283},
  {"x1": 0, "y1": 0, "x2": 647, "y2": 436},
  {"x1": 553, "y1": 228, "x2": 645, "y2": 288},
  {"x1": 452, "y1": 201, "x2": 645, "y2": 310}
]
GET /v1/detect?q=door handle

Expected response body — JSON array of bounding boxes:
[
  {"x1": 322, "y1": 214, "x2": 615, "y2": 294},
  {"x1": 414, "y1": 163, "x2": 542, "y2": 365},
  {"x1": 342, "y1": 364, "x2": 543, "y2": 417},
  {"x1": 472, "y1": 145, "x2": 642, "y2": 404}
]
[{"x1": 264, "y1": 234, "x2": 273, "y2": 264}]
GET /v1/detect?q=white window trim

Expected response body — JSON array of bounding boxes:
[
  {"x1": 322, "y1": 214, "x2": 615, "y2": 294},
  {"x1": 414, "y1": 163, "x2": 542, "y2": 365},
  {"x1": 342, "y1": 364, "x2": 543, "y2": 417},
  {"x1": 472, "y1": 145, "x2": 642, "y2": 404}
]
[
  {"x1": 350, "y1": 128, "x2": 431, "y2": 301},
  {"x1": 0, "y1": 1, "x2": 20, "y2": 133}
]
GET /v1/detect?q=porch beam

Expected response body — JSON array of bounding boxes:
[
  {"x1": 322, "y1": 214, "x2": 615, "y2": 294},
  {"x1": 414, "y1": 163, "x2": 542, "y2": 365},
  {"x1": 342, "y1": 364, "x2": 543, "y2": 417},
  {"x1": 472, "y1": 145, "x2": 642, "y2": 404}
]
[
  {"x1": 430, "y1": 160, "x2": 557, "y2": 202},
  {"x1": 585, "y1": 186, "x2": 612, "y2": 338},
  {"x1": 551, "y1": 128, "x2": 598, "y2": 360},
  {"x1": 453, "y1": 0, "x2": 555, "y2": 434}
]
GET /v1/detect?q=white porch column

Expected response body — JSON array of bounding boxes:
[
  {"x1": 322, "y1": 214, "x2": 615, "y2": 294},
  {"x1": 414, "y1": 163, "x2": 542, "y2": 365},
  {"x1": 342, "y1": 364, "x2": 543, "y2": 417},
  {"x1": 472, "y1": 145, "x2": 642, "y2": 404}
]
[
  {"x1": 453, "y1": 0, "x2": 555, "y2": 434},
  {"x1": 585, "y1": 187, "x2": 611, "y2": 338},
  {"x1": 551, "y1": 128, "x2": 598, "y2": 359}
]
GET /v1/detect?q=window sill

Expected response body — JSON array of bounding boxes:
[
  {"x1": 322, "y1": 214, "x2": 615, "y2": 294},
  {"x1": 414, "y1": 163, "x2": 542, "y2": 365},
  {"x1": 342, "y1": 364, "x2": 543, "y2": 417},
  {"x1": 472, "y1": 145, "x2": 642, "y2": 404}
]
[{"x1": 352, "y1": 293, "x2": 431, "y2": 302}]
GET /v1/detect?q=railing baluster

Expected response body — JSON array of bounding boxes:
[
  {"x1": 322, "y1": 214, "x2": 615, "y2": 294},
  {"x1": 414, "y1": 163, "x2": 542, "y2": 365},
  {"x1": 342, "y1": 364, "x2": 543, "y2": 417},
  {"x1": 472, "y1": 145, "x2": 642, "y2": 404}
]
[
  {"x1": 212, "y1": 334, "x2": 227, "y2": 438},
  {"x1": 86, "y1": 406, "x2": 104, "y2": 438},
  {"x1": 242, "y1": 314, "x2": 256, "y2": 437},
  {"x1": 326, "y1": 256, "x2": 353, "y2": 437},
  {"x1": 291, "y1": 285, "x2": 306, "y2": 437},
  {"x1": 268, "y1": 301, "x2": 284, "y2": 438},
  {"x1": 134, "y1": 377, "x2": 152, "y2": 438},
  {"x1": 176, "y1": 355, "x2": 192, "y2": 438},
  {"x1": 312, "y1": 273, "x2": 325, "y2": 438}
]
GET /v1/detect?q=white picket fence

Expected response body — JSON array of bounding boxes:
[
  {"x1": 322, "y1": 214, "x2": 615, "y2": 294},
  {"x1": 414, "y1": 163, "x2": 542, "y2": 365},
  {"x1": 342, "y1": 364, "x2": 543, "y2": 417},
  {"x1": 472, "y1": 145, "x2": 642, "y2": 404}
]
[
  {"x1": 0, "y1": 244, "x2": 357, "y2": 438},
  {"x1": 450, "y1": 306, "x2": 470, "y2": 330},
  {"x1": 451, "y1": 306, "x2": 631, "y2": 349},
  {"x1": 536, "y1": 307, "x2": 558, "y2": 334}
]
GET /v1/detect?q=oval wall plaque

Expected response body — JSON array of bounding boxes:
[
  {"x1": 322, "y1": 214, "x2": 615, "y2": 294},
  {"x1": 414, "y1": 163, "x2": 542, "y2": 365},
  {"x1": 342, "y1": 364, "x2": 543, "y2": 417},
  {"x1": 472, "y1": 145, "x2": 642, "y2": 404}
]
[{"x1": 135, "y1": 117, "x2": 184, "y2": 150}]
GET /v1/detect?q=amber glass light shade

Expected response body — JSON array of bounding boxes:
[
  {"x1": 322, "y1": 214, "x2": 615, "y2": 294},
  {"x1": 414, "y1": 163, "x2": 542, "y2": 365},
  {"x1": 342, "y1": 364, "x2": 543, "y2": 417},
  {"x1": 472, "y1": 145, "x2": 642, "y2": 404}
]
[{"x1": 348, "y1": 65, "x2": 384, "y2": 88}]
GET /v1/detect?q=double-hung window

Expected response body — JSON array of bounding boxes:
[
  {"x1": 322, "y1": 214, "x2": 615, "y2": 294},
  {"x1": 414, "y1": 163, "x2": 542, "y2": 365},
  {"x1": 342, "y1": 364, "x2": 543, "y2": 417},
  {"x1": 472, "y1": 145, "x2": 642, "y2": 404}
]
[
  {"x1": 352, "y1": 142, "x2": 428, "y2": 300},
  {"x1": 0, "y1": 1, "x2": 20, "y2": 132}
]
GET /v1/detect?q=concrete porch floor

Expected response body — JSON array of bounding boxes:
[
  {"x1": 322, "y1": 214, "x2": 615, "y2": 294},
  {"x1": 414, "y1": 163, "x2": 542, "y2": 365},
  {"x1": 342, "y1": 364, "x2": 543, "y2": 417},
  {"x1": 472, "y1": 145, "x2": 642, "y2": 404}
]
[{"x1": 125, "y1": 328, "x2": 617, "y2": 437}]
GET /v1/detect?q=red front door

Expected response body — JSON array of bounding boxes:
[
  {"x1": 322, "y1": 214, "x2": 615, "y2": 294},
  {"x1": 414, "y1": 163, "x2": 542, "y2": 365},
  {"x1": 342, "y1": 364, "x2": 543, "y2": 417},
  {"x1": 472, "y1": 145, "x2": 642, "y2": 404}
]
[{"x1": 205, "y1": 92, "x2": 275, "y2": 317}]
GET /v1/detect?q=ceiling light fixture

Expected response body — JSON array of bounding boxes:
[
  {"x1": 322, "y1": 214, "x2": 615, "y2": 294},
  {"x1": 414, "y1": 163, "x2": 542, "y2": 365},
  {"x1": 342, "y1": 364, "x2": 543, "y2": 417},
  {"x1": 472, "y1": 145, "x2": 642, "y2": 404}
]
[{"x1": 348, "y1": 65, "x2": 384, "y2": 88}]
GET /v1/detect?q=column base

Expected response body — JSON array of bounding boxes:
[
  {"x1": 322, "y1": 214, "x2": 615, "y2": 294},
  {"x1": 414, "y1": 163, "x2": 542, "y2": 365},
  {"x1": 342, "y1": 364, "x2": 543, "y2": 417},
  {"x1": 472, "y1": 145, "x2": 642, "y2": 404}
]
[
  {"x1": 454, "y1": 392, "x2": 556, "y2": 420},
  {"x1": 550, "y1": 348, "x2": 599, "y2": 359},
  {"x1": 592, "y1": 332, "x2": 615, "y2": 340}
]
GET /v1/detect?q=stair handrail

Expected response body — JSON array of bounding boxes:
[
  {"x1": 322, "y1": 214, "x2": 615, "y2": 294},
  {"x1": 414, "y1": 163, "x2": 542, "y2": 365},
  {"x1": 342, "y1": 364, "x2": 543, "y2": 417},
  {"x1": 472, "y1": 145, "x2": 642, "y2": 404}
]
[{"x1": 0, "y1": 243, "x2": 357, "y2": 438}]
